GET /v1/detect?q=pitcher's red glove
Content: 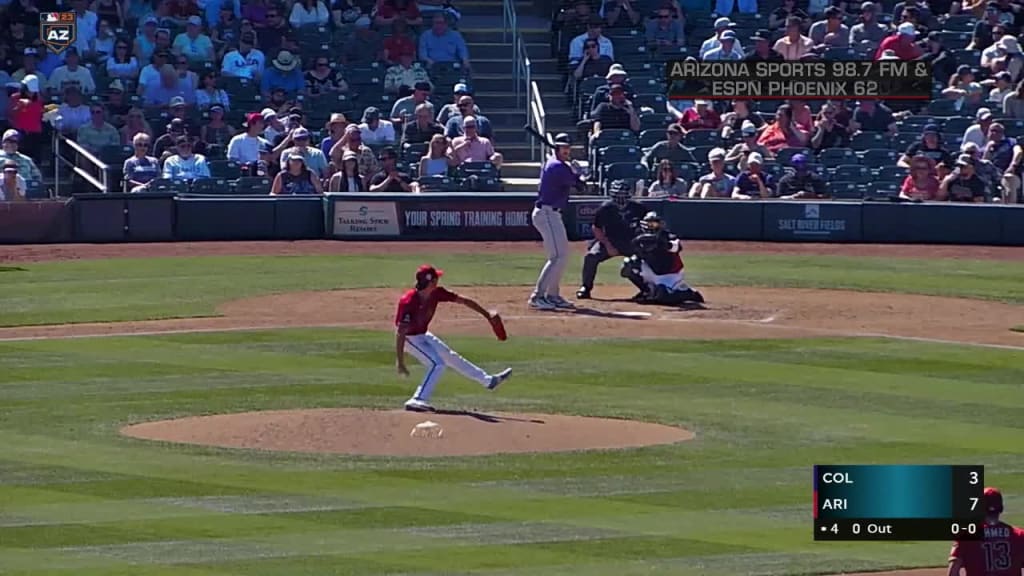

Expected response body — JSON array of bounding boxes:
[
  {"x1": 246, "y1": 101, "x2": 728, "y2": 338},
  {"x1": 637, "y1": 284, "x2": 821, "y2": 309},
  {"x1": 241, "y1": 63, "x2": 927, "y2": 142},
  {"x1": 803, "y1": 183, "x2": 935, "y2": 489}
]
[{"x1": 488, "y1": 313, "x2": 507, "y2": 341}]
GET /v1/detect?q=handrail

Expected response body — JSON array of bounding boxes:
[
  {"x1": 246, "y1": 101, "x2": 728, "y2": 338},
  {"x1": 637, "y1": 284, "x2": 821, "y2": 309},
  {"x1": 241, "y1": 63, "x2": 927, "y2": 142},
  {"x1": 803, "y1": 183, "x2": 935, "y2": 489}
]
[
  {"x1": 53, "y1": 133, "x2": 113, "y2": 195},
  {"x1": 528, "y1": 80, "x2": 546, "y2": 161}
]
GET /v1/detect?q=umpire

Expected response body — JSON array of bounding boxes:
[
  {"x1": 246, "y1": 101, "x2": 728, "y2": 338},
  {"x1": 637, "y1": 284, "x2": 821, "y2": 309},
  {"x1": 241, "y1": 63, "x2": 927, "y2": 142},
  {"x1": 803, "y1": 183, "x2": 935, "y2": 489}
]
[{"x1": 576, "y1": 179, "x2": 647, "y2": 299}]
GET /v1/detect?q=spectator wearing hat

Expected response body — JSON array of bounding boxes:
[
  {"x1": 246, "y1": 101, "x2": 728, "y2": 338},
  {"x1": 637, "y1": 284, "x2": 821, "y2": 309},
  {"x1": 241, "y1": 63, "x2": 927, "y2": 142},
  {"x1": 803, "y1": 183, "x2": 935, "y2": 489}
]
[
  {"x1": 200, "y1": 104, "x2": 235, "y2": 148},
  {"x1": 173, "y1": 15, "x2": 215, "y2": 64},
  {"x1": 0, "y1": 160, "x2": 27, "y2": 201},
  {"x1": 810, "y1": 7, "x2": 851, "y2": 49},
  {"x1": 319, "y1": 113, "x2": 349, "y2": 156},
  {"x1": 261, "y1": 108, "x2": 289, "y2": 145},
  {"x1": 600, "y1": 0, "x2": 641, "y2": 28},
  {"x1": 76, "y1": 104, "x2": 120, "y2": 154},
  {"x1": 959, "y1": 141, "x2": 1000, "y2": 199},
  {"x1": 875, "y1": 22, "x2": 923, "y2": 60},
  {"x1": 676, "y1": 99, "x2": 721, "y2": 132},
  {"x1": 898, "y1": 155, "x2": 940, "y2": 201},
  {"x1": 591, "y1": 83, "x2": 640, "y2": 137},
  {"x1": 569, "y1": 16, "x2": 614, "y2": 63},
  {"x1": 731, "y1": 153, "x2": 775, "y2": 199},
  {"x1": 589, "y1": 65, "x2": 635, "y2": 117},
  {"x1": 289, "y1": 0, "x2": 330, "y2": 27},
  {"x1": 645, "y1": 6, "x2": 684, "y2": 49},
  {"x1": 403, "y1": 103, "x2": 445, "y2": 145},
  {"x1": 850, "y1": 99, "x2": 896, "y2": 135},
  {"x1": 436, "y1": 83, "x2": 478, "y2": 125},
  {"x1": 123, "y1": 133, "x2": 160, "y2": 193},
  {"x1": 944, "y1": 64, "x2": 977, "y2": 98},
  {"x1": 56, "y1": 87, "x2": 91, "y2": 133},
  {"x1": 776, "y1": 153, "x2": 827, "y2": 199},
  {"x1": 384, "y1": 51, "x2": 430, "y2": 95},
  {"x1": 704, "y1": 30, "x2": 745, "y2": 60},
  {"x1": 689, "y1": 147, "x2": 736, "y2": 198},
  {"x1": 343, "y1": 16, "x2": 384, "y2": 64},
  {"x1": 392, "y1": 81, "x2": 435, "y2": 123},
  {"x1": 774, "y1": 16, "x2": 813, "y2": 60},
  {"x1": 757, "y1": 103, "x2": 809, "y2": 153},
  {"x1": 726, "y1": 121, "x2": 773, "y2": 170},
  {"x1": 144, "y1": 64, "x2": 194, "y2": 106},
  {"x1": 134, "y1": 16, "x2": 160, "y2": 63},
  {"x1": 271, "y1": 152, "x2": 323, "y2": 195},
  {"x1": 228, "y1": 112, "x2": 270, "y2": 165},
  {"x1": 383, "y1": 18, "x2": 417, "y2": 64},
  {"x1": 9, "y1": 74, "x2": 43, "y2": 157},
  {"x1": 899, "y1": 123, "x2": 954, "y2": 172},
  {"x1": 449, "y1": 115, "x2": 501, "y2": 167},
  {"x1": 642, "y1": 124, "x2": 690, "y2": 167},
  {"x1": 221, "y1": 33, "x2": 265, "y2": 79},
  {"x1": 850, "y1": 2, "x2": 890, "y2": 47},
  {"x1": 701, "y1": 17, "x2": 745, "y2": 59},
  {"x1": 445, "y1": 94, "x2": 494, "y2": 139},
  {"x1": 369, "y1": 147, "x2": 412, "y2": 192},
  {"x1": 153, "y1": 117, "x2": 190, "y2": 158},
  {"x1": 279, "y1": 127, "x2": 329, "y2": 178},
  {"x1": 940, "y1": 155, "x2": 987, "y2": 202},
  {"x1": 162, "y1": 136, "x2": 211, "y2": 181},
  {"x1": 769, "y1": 0, "x2": 808, "y2": 31},
  {"x1": 647, "y1": 159, "x2": 687, "y2": 197},
  {"x1": 0, "y1": 129, "x2": 41, "y2": 181},
  {"x1": 746, "y1": 29, "x2": 784, "y2": 60},
  {"x1": 419, "y1": 13, "x2": 471, "y2": 69},
  {"x1": 329, "y1": 124, "x2": 379, "y2": 184},
  {"x1": 358, "y1": 107, "x2": 397, "y2": 146},
  {"x1": 987, "y1": 71, "x2": 1015, "y2": 105},
  {"x1": 261, "y1": 50, "x2": 303, "y2": 99},
  {"x1": 963, "y1": 107, "x2": 995, "y2": 149},
  {"x1": 573, "y1": 37, "x2": 614, "y2": 84},
  {"x1": 48, "y1": 47, "x2": 96, "y2": 94},
  {"x1": 328, "y1": 149, "x2": 365, "y2": 192}
]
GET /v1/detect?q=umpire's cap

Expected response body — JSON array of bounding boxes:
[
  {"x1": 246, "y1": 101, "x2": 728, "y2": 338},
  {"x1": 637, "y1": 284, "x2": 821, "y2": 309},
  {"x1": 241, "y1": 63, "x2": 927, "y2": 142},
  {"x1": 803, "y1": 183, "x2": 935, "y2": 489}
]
[
  {"x1": 642, "y1": 211, "x2": 662, "y2": 223},
  {"x1": 553, "y1": 133, "x2": 572, "y2": 147},
  {"x1": 984, "y1": 487, "x2": 1004, "y2": 514},
  {"x1": 416, "y1": 264, "x2": 444, "y2": 284},
  {"x1": 610, "y1": 179, "x2": 632, "y2": 195}
]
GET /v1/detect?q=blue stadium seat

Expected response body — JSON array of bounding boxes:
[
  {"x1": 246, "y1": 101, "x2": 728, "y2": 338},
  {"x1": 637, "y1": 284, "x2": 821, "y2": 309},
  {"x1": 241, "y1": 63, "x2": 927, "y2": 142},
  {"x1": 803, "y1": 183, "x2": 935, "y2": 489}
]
[
  {"x1": 682, "y1": 129, "x2": 721, "y2": 147},
  {"x1": 604, "y1": 162, "x2": 648, "y2": 183},
  {"x1": 831, "y1": 164, "x2": 873, "y2": 182},
  {"x1": 189, "y1": 178, "x2": 230, "y2": 195},
  {"x1": 818, "y1": 148, "x2": 859, "y2": 166},
  {"x1": 860, "y1": 148, "x2": 899, "y2": 166},
  {"x1": 876, "y1": 165, "x2": 910, "y2": 182},
  {"x1": 850, "y1": 132, "x2": 891, "y2": 149},
  {"x1": 776, "y1": 147, "x2": 813, "y2": 165},
  {"x1": 828, "y1": 181, "x2": 865, "y2": 199}
]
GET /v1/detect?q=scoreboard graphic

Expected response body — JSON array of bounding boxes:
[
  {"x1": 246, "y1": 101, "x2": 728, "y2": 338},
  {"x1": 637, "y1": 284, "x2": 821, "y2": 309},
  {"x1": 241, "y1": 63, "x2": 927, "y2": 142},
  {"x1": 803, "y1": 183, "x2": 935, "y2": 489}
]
[
  {"x1": 40, "y1": 12, "x2": 77, "y2": 55},
  {"x1": 814, "y1": 465, "x2": 986, "y2": 541}
]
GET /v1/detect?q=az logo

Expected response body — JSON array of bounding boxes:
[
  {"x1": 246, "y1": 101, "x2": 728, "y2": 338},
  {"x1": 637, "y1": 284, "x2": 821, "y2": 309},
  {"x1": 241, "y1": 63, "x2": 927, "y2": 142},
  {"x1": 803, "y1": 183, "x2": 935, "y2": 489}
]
[{"x1": 40, "y1": 13, "x2": 76, "y2": 54}]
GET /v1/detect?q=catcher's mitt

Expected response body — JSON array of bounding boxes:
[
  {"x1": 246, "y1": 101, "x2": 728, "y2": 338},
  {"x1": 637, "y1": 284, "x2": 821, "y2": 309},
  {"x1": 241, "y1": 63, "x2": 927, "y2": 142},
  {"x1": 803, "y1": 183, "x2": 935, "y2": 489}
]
[{"x1": 488, "y1": 313, "x2": 507, "y2": 341}]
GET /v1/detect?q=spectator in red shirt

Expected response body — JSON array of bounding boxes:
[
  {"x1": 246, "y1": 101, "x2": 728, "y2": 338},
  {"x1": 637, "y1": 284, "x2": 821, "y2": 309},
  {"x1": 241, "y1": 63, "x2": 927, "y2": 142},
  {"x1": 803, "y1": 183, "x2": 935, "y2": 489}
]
[
  {"x1": 788, "y1": 99, "x2": 813, "y2": 133},
  {"x1": 678, "y1": 99, "x2": 721, "y2": 132},
  {"x1": 375, "y1": 0, "x2": 422, "y2": 27},
  {"x1": 384, "y1": 17, "x2": 417, "y2": 63},
  {"x1": 875, "y1": 22, "x2": 923, "y2": 60},
  {"x1": 899, "y1": 155, "x2": 940, "y2": 201},
  {"x1": 757, "y1": 103, "x2": 810, "y2": 152}
]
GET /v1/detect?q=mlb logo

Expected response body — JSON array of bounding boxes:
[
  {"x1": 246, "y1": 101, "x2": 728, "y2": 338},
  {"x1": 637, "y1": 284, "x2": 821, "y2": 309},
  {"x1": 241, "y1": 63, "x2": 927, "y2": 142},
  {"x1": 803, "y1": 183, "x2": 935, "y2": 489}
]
[
  {"x1": 40, "y1": 12, "x2": 76, "y2": 54},
  {"x1": 804, "y1": 204, "x2": 820, "y2": 219}
]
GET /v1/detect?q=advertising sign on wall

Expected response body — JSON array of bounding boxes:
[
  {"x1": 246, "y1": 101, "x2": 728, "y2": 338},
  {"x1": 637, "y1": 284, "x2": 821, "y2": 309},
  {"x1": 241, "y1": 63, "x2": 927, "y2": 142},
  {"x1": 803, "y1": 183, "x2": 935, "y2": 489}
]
[
  {"x1": 763, "y1": 202, "x2": 862, "y2": 242},
  {"x1": 399, "y1": 199, "x2": 539, "y2": 240},
  {"x1": 332, "y1": 201, "x2": 401, "y2": 237}
]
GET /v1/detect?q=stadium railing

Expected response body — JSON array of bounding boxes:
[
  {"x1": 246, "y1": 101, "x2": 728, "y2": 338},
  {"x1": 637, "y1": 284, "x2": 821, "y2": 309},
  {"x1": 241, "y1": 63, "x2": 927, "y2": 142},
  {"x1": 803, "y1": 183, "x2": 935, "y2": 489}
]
[{"x1": 53, "y1": 134, "x2": 117, "y2": 195}]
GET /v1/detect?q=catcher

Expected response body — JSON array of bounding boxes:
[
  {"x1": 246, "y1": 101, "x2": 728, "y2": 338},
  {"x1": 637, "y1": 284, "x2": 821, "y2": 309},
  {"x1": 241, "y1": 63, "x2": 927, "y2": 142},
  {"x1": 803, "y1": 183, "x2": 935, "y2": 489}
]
[
  {"x1": 621, "y1": 212, "x2": 705, "y2": 305},
  {"x1": 395, "y1": 264, "x2": 511, "y2": 412},
  {"x1": 576, "y1": 179, "x2": 647, "y2": 300}
]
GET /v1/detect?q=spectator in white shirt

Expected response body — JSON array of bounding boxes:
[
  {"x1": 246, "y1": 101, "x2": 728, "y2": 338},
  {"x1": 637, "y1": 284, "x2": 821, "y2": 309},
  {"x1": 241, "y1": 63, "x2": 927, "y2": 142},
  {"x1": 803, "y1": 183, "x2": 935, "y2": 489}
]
[
  {"x1": 359, "y1": 106, "x2": 396, "y2": 145},
  {"x1": 989, "y1": 71, "x2": 1014, "y2": 105},
  {"x1": 569, "y1": 16, "x2": 615, "y2": 63},
  {"x1": 71, "y1": 0, "x2": 99, "y2": 54},
  {"x1": 138, "y1": 49, "x2": 171, "y2": 94},
  {"x1": 289, "y1": 0, "x2": 329, "y2": 26},
  {"x1": 700, "y1": 17, "x2": 744, "y2": 59},
  {"x1": 221, "y1": 32, "x2": 265, "y2": 79},
  {"x1": 963, "y1": 107, "x2": 994, "y2": 150},
  {"x1": 48, "y1": 47, "x2": 96, "y2": 94},
  {"x1": 227, "y1": 112, "x2": 270, "y2": 165},
  {"x1": 703, "y1": 30, "x2": 745, "y2": 59},
  {"x1": 56, "y1": 87, "x2": 92, "y2": 133}
]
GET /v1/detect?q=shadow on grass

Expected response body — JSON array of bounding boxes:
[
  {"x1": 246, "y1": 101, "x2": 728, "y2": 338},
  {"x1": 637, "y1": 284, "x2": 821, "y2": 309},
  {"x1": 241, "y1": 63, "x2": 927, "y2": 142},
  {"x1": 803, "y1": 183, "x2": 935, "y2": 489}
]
[
  {"x1": 0, "y1": 266, "x2": 27, "y2": 272},
  {"x1": 433, "y1": 409, "x2": 545, "y2": 424},
  {"x1": 1012, "y1": 326, "x2": 1024, "y2": 333}
]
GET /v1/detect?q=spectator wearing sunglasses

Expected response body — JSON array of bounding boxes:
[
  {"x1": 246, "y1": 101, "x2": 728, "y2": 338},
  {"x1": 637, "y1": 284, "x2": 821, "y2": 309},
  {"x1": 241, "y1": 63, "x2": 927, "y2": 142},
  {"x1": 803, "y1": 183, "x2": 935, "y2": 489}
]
[
  {"x1": 305, "y1": 58, "x2": 348, "y2": 96},
  {"x1": 645, "y1": 7, "x2": 684, "y2": 49},
  {"x1": 572, "y1": 38, "x2": 613, "y2": 82},
  {"x1": 77, "y1": 105, "x2": 120, "y2": 154}
]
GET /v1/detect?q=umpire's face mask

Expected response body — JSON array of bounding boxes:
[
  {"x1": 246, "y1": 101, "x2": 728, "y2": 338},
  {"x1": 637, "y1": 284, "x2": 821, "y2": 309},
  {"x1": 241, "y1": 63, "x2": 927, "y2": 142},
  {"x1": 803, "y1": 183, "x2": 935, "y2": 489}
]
[{"x1": 613, "y1": 192, "x2": 630, "y2": 207}]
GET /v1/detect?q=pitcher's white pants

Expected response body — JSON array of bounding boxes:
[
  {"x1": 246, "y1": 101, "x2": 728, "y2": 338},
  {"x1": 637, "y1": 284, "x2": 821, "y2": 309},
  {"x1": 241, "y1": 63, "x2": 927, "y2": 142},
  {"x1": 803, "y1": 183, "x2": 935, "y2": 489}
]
[
  {"x1": 640, "y1": 262, "x2": 690, "y2": 292},
  {"x1": 531, "y1": 205, "x2": 570, "y2": 299},
  {"x1": 405, "y1": 332, "x2": 492, "y2": 402}
]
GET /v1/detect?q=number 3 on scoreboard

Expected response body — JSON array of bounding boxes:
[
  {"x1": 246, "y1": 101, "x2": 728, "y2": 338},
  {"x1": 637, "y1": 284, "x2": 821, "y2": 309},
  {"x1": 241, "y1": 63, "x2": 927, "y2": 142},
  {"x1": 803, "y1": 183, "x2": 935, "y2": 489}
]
[
  {"x1": 983, "y1": 541, "x2": 1012, "y2": 571},
  {"x1": 970, "y1": 471, "x2": 979, "y2": 484}
]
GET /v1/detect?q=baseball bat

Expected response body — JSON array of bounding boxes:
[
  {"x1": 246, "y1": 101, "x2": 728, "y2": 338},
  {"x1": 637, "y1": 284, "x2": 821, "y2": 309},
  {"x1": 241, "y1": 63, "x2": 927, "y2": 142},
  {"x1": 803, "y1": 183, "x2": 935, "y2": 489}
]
[{"x1": 523, "y1": 124, "x2": 556, "y2": 149}]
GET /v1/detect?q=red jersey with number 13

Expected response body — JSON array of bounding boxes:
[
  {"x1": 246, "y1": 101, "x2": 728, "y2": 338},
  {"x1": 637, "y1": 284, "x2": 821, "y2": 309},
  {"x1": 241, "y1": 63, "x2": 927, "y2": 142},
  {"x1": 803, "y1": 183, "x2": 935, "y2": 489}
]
[
  {"x1": 395, "y1": 287, "x2": 458, "y2": 335},
  {"x1": 949, "y1": 521, "x2": 1024, "y2": 576}
]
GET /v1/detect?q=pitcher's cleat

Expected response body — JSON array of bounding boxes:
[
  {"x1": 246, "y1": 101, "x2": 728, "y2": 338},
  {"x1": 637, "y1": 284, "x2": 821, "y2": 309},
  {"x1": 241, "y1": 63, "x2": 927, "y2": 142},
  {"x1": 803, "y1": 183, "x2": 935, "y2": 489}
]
[
  {"x1": 547, "y1": 295, "x2": 576, "y2": 309},
  {"x1": 488, "y1": 368, "x2": 512, "y2": 390},
  {"x1": 404, "y1": 398, "x2": 435, "y2": 412},
  {"x1": 528, "y1": 295, "x2": 556, "y2": 310}
]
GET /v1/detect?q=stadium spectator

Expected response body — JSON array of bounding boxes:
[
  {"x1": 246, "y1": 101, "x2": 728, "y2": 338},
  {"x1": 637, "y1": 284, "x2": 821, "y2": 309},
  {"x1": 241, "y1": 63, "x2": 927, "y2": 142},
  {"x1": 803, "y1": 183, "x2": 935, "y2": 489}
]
[
  {"x1": 138, "y1": 50, "x2": 170, "y2": 93},
  {"x1": 271, "y1": 154, "x2": 323, "y2": 194},
  {"x1": 92, "y1": 0, "x2": 125, "y2": 26},
  {"x1": 134, "y1": 16, "x2": 160, "y2": 62},
  {"x1": 258, "y1": 8, "x2": 290, "y2": 55},
  {"x1": 850, "y1": 2, "x2": 889, "y2": 47},
  {"x1": 963, "y1": 107, "x2": 994, "y2": 149},
  {"x1": 100, "y1": 80, "x2": 128, "y2": 126},
  {"x1": 261, "y1": 50, "x2": 303, "y2": 98},
  {"x1": 261, "y1": 108, "x2": 288, "y2": 144},
  {"x1": 732, "y1": 152, "x2": 775, "y2": 199},
  {"x1": 1003, "y1": 140, "x2": 1024, "y2": 202},
  {"x1": 165, "y1": 97, "x2": 197, "y2": 134},
  {"x1": 875, "y1": 22, "x2": 923, "y2": 60},
  {"x1": 419, "y1": 13, "x2": 470, "y2": 69},
  {"x1": 368, "y1": 146, "x2": 412, "y2": 191},
  {"x1": 77, "y1": 104, "x2": 120, "y2": 154},
  {"x1": 106, "y1": 39, "x2": 139, "y2": 81},
  {"x1": 899, "y1": 155, "x2": 940, "y2": 200},
  {"x1": 56, "y1": 87, "x2": 91, "y2": 133},
  {"x1": 591, "y1": 84, "x2": 640, "y2": 136},
  {"x1": 48, "y1": 47, "x2": 96, "y2": 94},
  {"x1": 774, "y1": 17, "x2": 813, "y2": 60},
  {"x1": 436, "y1": 83, "x2": 475, "y2": 125},
  {"x1": 343, "y1": 16, "x2": 384, "y2": 64},
  {"x1": 704, "y1": 30, "x2": 744, "y2": 59},
  {"x1": 982, "y1": 122, "x2": 1020, "y2": 195},
  {"x1": 89, "y1": 19, "x2": 117, "y2": 63},
  {"x1": 0, "y1": 160, "x2": 26, "y2": 200},
  {"x1": 645, "y1": 5, "x2": 684, "y2": 49},
  {"x1": 568, "y1": 16, "x2": 614, "y2": 63},
  {"x1": 919, "y1": 32, "x2": 956, "y2": 84},
  {"x1": 809, "y1": 102, "x2": 850, "y2": 151},
  {"x1": 777, "y1": 153, "x2": 827, "y2": 198},
  {"x1": 959, "y1": 141, "x2": 1000, "y2": 199},
  {"x1": 893, "y1": 0, "x2": 935, "y2": 28},
  {"x1": 123, "y1": 133, "x2": 160, "y2": 193},
  {"x1": 726, "y1": 120, "x2": 773, "y2": 169},
  {"x1": 446, "y1": 95, "x2": 493, "y2": 139},
  {"x1": 211, "y1": 6, "x2": 241, "y2": 54},
  {"x1": 758, "y1": 103, "x2": 809, "y2": 152},
  {"x1": 675, "y1": 99, "x2": 721, "y2": 132},
  {"x1": 940, "y1": 154, "x2": 987, "y2": 201},
  {"x1": 144, "y1": 64, "x2": 194, "y2": 106},
  {"x1": 384, "y1": 51, "x2": 430, "y2": 95},
  {"x1": 375, "y1": 0, "x2": 421, "y2": 26},
  {"x1": 162, "y1": 136, "x2": 211, "y2": 180},
  {"x1": 194, "y1": 71, "x2": 229, "y2": 109},
  {"x1": 329, "y1": 124, "x2": 378, "y2": 184},
  {"x1": 174, "y1": 55, "x2": 199, "y2": 93},
  {"x1": 810, "y1": 7, "x2": 850, "y2": 49},
  {"x1": 200, "y1": 105, "x2": 235, "y2": 148},
  {"x1": 573, "y1": 39, "x2": 614, "y2": 82},
  {"x1": 391, "y1": 81, "x2": 434, "y2": 123},
  {"x1": 319, "y1": 113, "x2": 349, "y2": 155},
  {"x1": 306, "y1": 57, "x2": 348, "y2": 96},
  {"x1": 588, "y1": 65, "x2": 633, "y2": 115},
  {"x1": 746, "y1": 29, "x2": 784, "y2": 60},
  {"x1": 787, "y1": 98, "x2": 813, "y2": 131},
  {"x1": 898, "y1": 124, "x2": 954, "y2": 171},
  {"x1": 289, "y1": 0, "x2": 329, "y2": 27},
  {"x1": 173, "y1": 16, "x2": 215, "y2": 64},
  {"x1": 72, "y1": 0, "x2": 99, "y2": 54},
  {"x1": 769, "y1": 0, "x2": 807, "y2": 31},
  {"x1": 419, "y1": 133, "x2": 451, "y2": 176},
  {"x1": 154, "y1": 118, "x2": 190, "y2": 158},
  {"x1": 643, "y1": 124, "x2": 690, "y2": 167},
  {"x1": 280, "y1": 127, "x2": 329, "y2": 178},
  {"x1": 8, "y1": 75, "x2": 43, "y2": 157},
  {"x1": 327, "y1": 150, "x2": 365, "y2": 191},
  {"x1": 358, "y1": 107, "x2": 396, "y2": 145},
  {"x1": 120, "y1": 107, "x2": 153, "y2": 144},
  {"x1": 0, "y1": 129, "x2": 41, "y2": 181},
  {"x1": 243, "y1": 0, "x2": 270, "y2": 26},
  {"x1": 721, "y1": 100, "x2": 764, "y2": 139},
  {"x1": 403, "y1": 103, "x2": 444, "y2": 144},
  {"x1": 222, "y1": 32, "x2": 265, "y2": 79},
  {"x1": 227, "y1": 112, "x2": 269, "y2": 165},
  {"x1": 647, "y1": 159, "x2": 687, "y2": 196},
  {"x1": 689, "y1": 147, "x2": 736, "y2": 198},
  {"x1": 553, "y1": 0, "x2": 594, "y2": 50},
  {"x1": 987, "y1": 70, "x2": 1014, "y2": 105},
  {"x1": 970, "y1": 3, "x2": 1003, "y2": 51},
  {"x1": 1005, "y1": 79, "x2": 1024, "y2": 117},
  {"x1": 601, "y1": 0, "x2": 641, "y2": 28},
  {"x1": 449, "y1": 116, "x2": 501, "y2": 167},
  {"x1": 701, "y1": 18, "x2": 744, "y2": 59},
  {"x1": 13, "y1": 48, "x2": 44, "y2": 85},
  {"x1": 850, "y1": 99, "x2": 897, "y2": 134},
  {"x1": 383, "y1": 18, "x2": 417, "y2": 63}
]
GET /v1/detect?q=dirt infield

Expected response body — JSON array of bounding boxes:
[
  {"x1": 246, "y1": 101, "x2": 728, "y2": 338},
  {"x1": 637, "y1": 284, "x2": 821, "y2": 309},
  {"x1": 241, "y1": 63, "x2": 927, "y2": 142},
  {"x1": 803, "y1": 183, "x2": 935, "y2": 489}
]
[{"x1": 120, "y1": 408, "x2": 695, "y2": 457}]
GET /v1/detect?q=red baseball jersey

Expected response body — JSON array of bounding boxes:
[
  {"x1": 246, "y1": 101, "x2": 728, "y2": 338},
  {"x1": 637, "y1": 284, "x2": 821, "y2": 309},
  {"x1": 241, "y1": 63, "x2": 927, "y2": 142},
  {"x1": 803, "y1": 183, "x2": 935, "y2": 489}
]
[
  {"x1": 949, "y1": 522, "x2": 1024, "y2": 576},
  {"x1": 395, "y1": 287, "x2": 458, "y2": 335}
]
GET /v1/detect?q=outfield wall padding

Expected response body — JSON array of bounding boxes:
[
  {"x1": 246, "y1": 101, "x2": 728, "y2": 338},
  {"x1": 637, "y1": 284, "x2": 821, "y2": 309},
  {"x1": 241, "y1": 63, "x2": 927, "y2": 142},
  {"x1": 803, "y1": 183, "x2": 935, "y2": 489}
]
[
  {"x1": 661, "y1": 199, "x2": 763, "y2": 240},
  {"x1": 861, "y1": 202, "x2": 1005, "y2": 245},
  {"x1": 762, "y1": 201, "x2": 863, "y2": 242},
  {"x1": 0, "y1": 200, "x2": 72, "y2": 243},
  {"x1": 1000, "y1": 205, "x2": 1024, "y2": 245},
  {"x1": 175, "y1": 197, "x2": 278, "y2": 241}
]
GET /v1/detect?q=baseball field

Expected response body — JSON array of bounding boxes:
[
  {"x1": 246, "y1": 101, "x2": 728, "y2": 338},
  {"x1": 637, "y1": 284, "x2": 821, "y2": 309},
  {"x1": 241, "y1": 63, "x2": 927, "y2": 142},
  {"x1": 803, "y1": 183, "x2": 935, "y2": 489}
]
[{"x1": 0, "y1": 240, "x2": 1022, "y2": 576}]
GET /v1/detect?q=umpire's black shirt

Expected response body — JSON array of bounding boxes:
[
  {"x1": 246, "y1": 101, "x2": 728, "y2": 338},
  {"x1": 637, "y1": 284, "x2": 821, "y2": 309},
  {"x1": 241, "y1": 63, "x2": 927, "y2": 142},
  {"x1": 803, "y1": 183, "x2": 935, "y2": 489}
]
[{"x1": 593, "y1": 200, "x2": 645, "y2": 252}]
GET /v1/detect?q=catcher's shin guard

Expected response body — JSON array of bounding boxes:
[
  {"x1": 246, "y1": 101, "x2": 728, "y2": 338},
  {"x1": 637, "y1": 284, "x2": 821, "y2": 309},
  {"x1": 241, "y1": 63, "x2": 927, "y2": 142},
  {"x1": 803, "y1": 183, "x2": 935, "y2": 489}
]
[{"x1": 620, "y1": 257, "x2": 647, "y2": 293}]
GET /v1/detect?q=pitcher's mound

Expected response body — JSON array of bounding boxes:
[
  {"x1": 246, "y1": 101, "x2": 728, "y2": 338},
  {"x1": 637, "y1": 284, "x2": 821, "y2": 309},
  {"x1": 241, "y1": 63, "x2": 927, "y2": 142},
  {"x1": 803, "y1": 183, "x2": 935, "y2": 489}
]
[{"x1": 121, "y1": 408, "x2": 696, "y2": 457}]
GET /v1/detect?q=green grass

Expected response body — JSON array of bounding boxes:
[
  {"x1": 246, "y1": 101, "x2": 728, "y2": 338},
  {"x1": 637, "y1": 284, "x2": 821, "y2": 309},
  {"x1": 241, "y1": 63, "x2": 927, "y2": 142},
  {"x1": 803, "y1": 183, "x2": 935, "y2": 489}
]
[
  {"x1": 0, "y1": 251, "x2": 1022, "y2": 575},
  {"x1": 1013, "y1": 326, "x2": 1024, "y2": 333}
]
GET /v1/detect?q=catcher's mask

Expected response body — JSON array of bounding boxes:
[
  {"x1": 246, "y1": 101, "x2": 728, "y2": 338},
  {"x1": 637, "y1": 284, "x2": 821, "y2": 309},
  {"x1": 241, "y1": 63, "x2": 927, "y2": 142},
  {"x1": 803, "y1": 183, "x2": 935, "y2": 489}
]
[
  {"x1": 641, "y1": 211, "x2": 663, "y2": 231},
  {"x1": 610, "y1": 179, "x2": 631, "y2": 207}
]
